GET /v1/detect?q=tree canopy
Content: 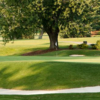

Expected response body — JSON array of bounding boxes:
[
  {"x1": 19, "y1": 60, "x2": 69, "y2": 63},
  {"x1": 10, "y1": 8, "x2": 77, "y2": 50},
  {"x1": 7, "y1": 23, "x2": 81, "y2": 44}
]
[
  {"x1": 91, "y1": 0, "x2": 100, "y2": 30},
  {"x1": 0, "y1": 0, "x2": 96, "y2": 49}
]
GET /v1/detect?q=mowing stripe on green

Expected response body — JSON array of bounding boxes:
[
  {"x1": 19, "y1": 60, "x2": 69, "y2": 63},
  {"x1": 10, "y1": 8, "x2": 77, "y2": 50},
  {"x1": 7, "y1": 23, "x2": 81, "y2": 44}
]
[{"x1": 0, "y1": 56, "x2": 100, "y2": 63}]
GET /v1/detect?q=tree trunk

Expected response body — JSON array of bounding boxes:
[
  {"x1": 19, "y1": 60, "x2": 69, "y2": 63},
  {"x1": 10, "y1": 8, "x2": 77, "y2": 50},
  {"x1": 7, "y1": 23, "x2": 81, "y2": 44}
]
[
  {"x1": 43, "y1": 23, "x2": 59, "y2": 49},
  {"x1": 47, "y1": 32, "x2": 59, "y2": 49}
]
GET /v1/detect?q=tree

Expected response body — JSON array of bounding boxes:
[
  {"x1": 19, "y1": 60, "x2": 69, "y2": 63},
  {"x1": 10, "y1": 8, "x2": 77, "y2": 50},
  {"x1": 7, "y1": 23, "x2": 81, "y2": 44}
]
[
  {"x1": 0, "y1": 0, "x2": 38, "y2": 41},
  {"x1": 60, "y1": 23, "x2": 92, "y2": 38},
  {"x1": 91, "y1": 0, "x2": 100, "y2": 30},
  {"x1": 0, "y1": 0, "x2": 95, "y2": 49}
]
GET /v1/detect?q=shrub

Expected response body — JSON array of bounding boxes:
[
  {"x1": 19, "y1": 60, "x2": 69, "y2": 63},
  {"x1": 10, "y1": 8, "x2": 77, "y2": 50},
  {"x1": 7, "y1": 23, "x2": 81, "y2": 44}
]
[
  {"x1": 96, "y1": 40, "x2": 100, "y2": 49},
  {"x1": 91, "y1": 44, "x2": 97, "y2": 49},
  {"x1": 69, "y1": 45, "x2": 73, "y2": 49},
  {"x1": 78, "y1": 43, "x2": 88, "y2": 49},
  {"x1": 86, "y1": 34, "x2": 91, "y2": 37}
]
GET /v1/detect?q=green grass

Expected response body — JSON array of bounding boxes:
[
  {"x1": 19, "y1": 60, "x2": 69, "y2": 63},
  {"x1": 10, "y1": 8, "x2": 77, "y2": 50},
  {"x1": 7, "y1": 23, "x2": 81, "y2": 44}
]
[
  {"x1": 0, "y1": 60, "x2": 100, "y2": 90},
  {"x1": 0, "y1": 39, "x2": 49, "y2": 56},
  {"x1": 60, "y1": 37, "x2": 100, "y2": 43},
  {"x1": 0, "y1": 56, "x2": 100, "y2": 63},
  {"x1": 0, "y1": 36, "x2": 100, "y2": 99},
  {"x1": 0, "y1": 36, "x2": 100, "y2": 56},
  {"x1": 0, "y1": 93, "x2": 100, "y2": 100},
  {"x1": 40, "y1": 49, "x2": 100, "y2": 56}
]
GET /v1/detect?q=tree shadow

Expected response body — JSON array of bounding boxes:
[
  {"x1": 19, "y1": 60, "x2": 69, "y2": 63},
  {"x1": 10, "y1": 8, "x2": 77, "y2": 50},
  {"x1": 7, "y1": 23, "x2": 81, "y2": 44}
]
[
  {"x1": 0, "y1": 62, "x2": 100, "y2": 90},
  {"x1": 12, "y1": 47, "x2": 48, "y2": 56},
  {"x1": 0, "y1": 66, "x2": 22, "y2": 88}
]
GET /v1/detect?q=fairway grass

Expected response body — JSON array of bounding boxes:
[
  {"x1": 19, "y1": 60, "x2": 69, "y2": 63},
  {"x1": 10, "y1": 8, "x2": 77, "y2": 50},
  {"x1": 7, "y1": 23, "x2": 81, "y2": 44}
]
[
  {"x1": 0, "y1": 36, "x2": 100, "y2": 95},
  {"x1": 40, "y1": 50, "x2": 100, "y2": 57},
  {"x1": 0, "y1": 60, "x2": 100, "y2": 90},
  {"x1": 0, "y1": 93, "x2": 100, "y2": 100},
  {"x1": 0, "y1": 56, "x2": 100, "y2": 63},
  {"x1": 0, "y1": 36, "x2": 100, "y2": 56}
]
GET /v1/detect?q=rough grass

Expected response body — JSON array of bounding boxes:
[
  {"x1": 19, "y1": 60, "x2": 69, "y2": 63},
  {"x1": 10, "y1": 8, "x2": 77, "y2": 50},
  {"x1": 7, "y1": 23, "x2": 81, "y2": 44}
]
[
  {"x1": 0, "y1": 93, "x2": 100, "y2": 100},
  {"x1": 0, "y1": 61, "x2": 100, "y2": 90}
]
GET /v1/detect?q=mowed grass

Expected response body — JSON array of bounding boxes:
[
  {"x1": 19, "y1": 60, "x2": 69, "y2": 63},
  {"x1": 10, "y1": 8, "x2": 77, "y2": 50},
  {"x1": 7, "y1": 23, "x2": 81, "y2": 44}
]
[
  {"x1": 0, "y1": 39, "x2": 49, "y2": 56},
  {"x1": 0, "y1": 56, "x2": 100, "y2": 63},
  {"x1": 0, "y1": 36, "x2": 100, "y2": 99},
  {"x1": 0, "y1": 93, "x2": 100, "y2": 100},
  {"x1": 0, "y1": 60, "x2": 100, "y2": 90},
  {"x1": 0, "y1": 35, "x2": 100, "y2": 56},
  {"x1": 40, "y1": 49, "x2": 100, "y2": 56}
]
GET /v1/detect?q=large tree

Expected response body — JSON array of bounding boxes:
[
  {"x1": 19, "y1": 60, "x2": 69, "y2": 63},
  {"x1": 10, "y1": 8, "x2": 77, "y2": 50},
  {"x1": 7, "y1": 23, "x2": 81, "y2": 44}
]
[
  {"x1": 91, "y1": 0, "x2": 100, "y2": 30},
  {"x1": 0, "y1": 0, "x2": 94, "y2": 49}
]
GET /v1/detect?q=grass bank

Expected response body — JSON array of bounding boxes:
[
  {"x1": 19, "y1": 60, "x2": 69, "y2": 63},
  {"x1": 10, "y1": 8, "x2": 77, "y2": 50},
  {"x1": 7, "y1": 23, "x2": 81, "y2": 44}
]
[{"x1": 0, "y1": 61, "x2": 100, "y2": 90}]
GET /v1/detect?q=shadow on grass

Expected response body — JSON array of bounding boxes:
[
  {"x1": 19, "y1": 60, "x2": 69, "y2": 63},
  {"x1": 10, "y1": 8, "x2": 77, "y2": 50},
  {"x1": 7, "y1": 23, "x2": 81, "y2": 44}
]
[
  {"x1": 40, "y1": 49, "x2": 100, "y2": 56},
  {"x1": 0, "y1": 62, "x2": 100, "y2": 90},
  {"x1": 12, "y1": 47, "x2": 48, "y2": 56}
]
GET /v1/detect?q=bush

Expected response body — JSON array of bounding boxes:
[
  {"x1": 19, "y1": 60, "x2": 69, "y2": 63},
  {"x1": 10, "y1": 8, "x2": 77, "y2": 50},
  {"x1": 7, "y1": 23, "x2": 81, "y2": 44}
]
[
  {"x1": 69, "y1": 45, "x2": 73, "y2": 49},
  {"x1": 91, "y1": 44, "x2": 97, "y2": 49},
  {"x1": 96, "y1": 40, "x2": 100, "y2": 49},
  {"x1": 86, "y1": 34, "x2": 91, "y2": 37},
  {"x1": 78, "y1": 43, "x2": 88, "y2": 49}
]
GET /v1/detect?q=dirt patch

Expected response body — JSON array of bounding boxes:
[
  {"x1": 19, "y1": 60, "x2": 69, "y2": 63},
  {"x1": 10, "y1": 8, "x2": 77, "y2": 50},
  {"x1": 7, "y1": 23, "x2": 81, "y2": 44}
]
[{"x1": 22, "y1": 49, "x2": 59, "y2": 56}]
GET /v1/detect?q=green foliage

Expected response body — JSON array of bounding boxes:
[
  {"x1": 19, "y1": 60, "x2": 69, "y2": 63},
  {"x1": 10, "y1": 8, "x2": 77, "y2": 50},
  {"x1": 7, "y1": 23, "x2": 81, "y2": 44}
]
[
  {"x1": 96, "y1": 40, "x2": 100, "y2": 49},
  {"x1": 0, "y1": 0, "x2": 95, "y2": 42},
  {"x1": 91, "y1": 44, "x2": 97, "y2": 49},
  {"x1": 78, "y1": 43, "x2": 88, "y2": 49},
  {"x1": 0, "y1": 0, "x2": 39, "y2": 41},
  {"x1": 92, "y1": 0, "x2": 100, "y2": 30},
  {"x1": 91, "y1": 40, "x2": 100, "y2": 49},
  {"x1": 77, "y1": 40, "x2": 100, "y2": 50},
  {"x1": 60, "y1": 22, "x2": 92, "y2": 38},
  {"x1": 90, "y1": 0, "x2": 100, "y2": 30},
  {"x1": 60, "y1": 32, "x2": 69, "y2": 38},
  {"x1": 68, "y1": 44, "x2": 73, "y2": 49}
]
